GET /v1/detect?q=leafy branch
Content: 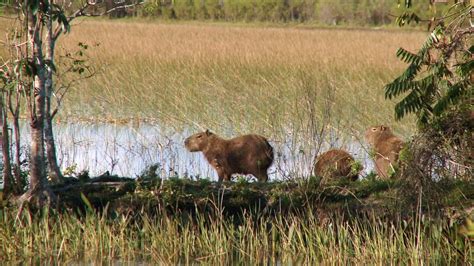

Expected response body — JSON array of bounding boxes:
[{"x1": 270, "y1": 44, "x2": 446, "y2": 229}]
[{"x1": 385, "y1": 1, "x2": 473, "y2": 126}]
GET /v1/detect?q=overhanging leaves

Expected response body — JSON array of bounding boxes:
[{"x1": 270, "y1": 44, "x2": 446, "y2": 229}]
[{"x1": 385, "y1": 3, "x2": 473, "y2": 126}]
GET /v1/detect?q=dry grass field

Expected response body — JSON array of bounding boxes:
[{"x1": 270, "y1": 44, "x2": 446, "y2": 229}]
[
  {"x1": 51, "y1": 20, "x2": 425, "y2": 136},
  {"x1": 1, "y1": 19, "x2": 426, "y2": 140}
]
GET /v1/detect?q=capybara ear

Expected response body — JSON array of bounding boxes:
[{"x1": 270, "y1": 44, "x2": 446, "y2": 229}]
[
  {"x1": 205, "y1": 129, "x2": 211, "y2": 136},
  {"x1": 380, "y1": 125, "x2": 387, "y2": 131}
]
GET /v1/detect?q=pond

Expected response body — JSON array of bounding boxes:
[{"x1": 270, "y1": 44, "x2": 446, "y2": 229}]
[{"x1": 11, "y1": 121, "x2": 374, "y2": 180}]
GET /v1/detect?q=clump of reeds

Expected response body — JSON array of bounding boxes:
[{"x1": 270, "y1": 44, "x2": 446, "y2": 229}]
[
  {"x1": 50, "y1": 20, "x2": 423, "y2": 137},
  {"x1": 0, "y1": 204, "x2": 470, "y2": 264}
]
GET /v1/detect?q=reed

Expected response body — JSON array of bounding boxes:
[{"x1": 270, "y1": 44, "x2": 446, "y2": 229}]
[
  {"x1": 48, "y1": 20, "x2": 424, "y2": 137},
  {"x1": 0, "y1": 205, "x2": 470, "y2": 264},
  {"x1": 0, "y1": 19, "x2": 427, "y2": 142}
]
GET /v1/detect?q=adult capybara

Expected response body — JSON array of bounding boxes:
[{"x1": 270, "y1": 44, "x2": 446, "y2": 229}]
[
  {"x1": 314, "y1": 149, "x2": 360, "y2": 181},
  {"x1": 184, "y1": 130, "x2": 274, "y2": 182},
  {"x1": 365, "y1": 125, "x2": 404, "y2": 179}
]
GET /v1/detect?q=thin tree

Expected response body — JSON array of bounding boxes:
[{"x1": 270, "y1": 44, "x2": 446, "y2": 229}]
[
  {"x1": 17, "y1": 0, "x2": 56, "y2": 204},
  {"x1": 0, "y1": 0, "x2": 143, "y2": 205},
  {"x1": 0, "y1": 88, "x2": 13, "y2": 195}
]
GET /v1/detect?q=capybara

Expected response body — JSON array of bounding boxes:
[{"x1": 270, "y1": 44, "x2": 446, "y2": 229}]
[
  {"x1": 365, "y1": 125, "x2": 404, "y2": 178},
  {"x1": 184, "y1": 130, "x2": 274, "y2": 182},
  {"x1": 314, "y1": 149, "x2": 360, "y2": 181}
]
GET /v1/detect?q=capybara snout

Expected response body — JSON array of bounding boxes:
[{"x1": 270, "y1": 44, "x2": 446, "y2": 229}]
[
  {"x1": 185, "y1": 130, "x2": 273, "y2": 182},
  {"x1": 184, "y1": 130, "x2": 212, "y2": 152}
]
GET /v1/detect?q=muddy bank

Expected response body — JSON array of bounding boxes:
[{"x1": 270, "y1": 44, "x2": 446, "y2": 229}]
[{"x1": 32, "y1": 174, "x2": 473, "y2": 222}]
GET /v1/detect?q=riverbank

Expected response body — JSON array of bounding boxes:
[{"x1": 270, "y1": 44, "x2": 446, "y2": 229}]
[{"x1": 1, "y1": 175, "x2": 472, "y2": 263}]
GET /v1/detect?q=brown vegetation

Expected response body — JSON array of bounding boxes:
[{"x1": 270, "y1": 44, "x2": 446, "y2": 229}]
[{"x1": 184, "y1": 130, "x2": 273, "y2": 182}]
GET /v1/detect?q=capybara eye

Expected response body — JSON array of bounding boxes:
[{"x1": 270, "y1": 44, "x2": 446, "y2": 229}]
[
  {"x1": 197, "y1": 134, "x2": 202, "y2": 138},
  {"x1": 371, "y1": 128, "x2": 377, "y2": 131}
]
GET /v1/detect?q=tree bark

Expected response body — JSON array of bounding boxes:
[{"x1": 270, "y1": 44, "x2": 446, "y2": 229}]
[
  {"x1": 12, "y1": 107, "x2": 23, "y2": 191},
  {"x1": 8, "y1": 88, "x2": 24, "y2": 193},
  {"x1": 44, "y1": 3, "x2": 63, "y2": 183},
  {"x1": 19, "y1": 0, "x2": 56, "y2": 205},
  {"x1": 0, "y1": 95, "x2": 13, "y2": 195}
]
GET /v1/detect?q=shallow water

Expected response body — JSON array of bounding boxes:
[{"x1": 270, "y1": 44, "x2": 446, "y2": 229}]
[{"x1": 12, "y1": 121, "x2": 374, "y2": 180}]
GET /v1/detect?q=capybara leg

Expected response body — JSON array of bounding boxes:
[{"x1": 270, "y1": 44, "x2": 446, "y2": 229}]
[
  {"x1": 375, "y1": 158, "x2": 389, "y2": 179},
  {"x1": 216, "y1": 169, "x2": 231, "y2": 182},
  {"x1": 223, "y1": 173, "x2": 232, "y2": 182},
  {"x1": 256, "y1": 172, "x2": 269, "y2": 182},
  {"x1": 216, "y1": 169, "x2": 225, "y2": 182}
]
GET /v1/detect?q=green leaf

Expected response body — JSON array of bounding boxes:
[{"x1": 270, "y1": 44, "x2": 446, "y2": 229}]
[
  {"x1": 396, "y1": 48, "x2": 421, "y2": 64},
  {"x1": 468, "y1": 45, "x2": 474, "y2": 54},
  {"x1": 394, "y1": 89, "x2": 423, "y2": 120},
  {"x1": 385, "y1": 80, "x2": 417, "y2": 99},
  {"x1": 3, "y1": 81, "x2": 17, "y2": 92},
  {"x1": 29, "y1": 0, "x2": 40, "y2": 15},
  {"x1": 56, "y1": 12, "x2": 70, "y2": 33},
  {"x1": 80, "y1": 192, "x2": 93, "y2": 212},
  {"x1": 456, "y1": 59, "x2": 474, "y2": 78},
  {"x1": 40, "y1": 0, "x2": 49, "y2": 13},
  {"x1": 17, "y1": 59, "x2": 35, "y2": 77},
  {"x1": 433, "y1": 81, "x2": 469, "y2": 115}
]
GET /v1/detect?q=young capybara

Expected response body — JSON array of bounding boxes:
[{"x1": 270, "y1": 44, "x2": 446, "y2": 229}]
[
  {"x1": 314, "y1": 149, "x2": 360, "y2": 181},
  {"x1": 364, "y1": 125, "x2": 404, "y2": 179},
  {"x1": 184, "y1": 130, "x2": 274, "y2": 182}
]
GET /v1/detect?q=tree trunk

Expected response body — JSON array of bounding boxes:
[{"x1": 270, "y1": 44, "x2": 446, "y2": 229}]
[
  {"x1": 8, "y1": 89, "x2": 24, "y2": 193},
  {"x1": 12, "y1": 109, "x2": 23, "y2": 191},
  {"x1": 45, "y1": 110, "x2": 63, "y2": 182},
  {"x1": 19, "y1": 1, "x2": 56, "y2": 206},
  {"x1": 0, "y1": 95, "x2": 13, "y2": 195},
  {"x1": 44, "y1": 5, "x2": 63, "y2": 183}
]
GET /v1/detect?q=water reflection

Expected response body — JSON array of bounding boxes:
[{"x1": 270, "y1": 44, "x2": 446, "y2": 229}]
[{"x1": 15, "y1": 121, "x2": 374, "y2": 180}]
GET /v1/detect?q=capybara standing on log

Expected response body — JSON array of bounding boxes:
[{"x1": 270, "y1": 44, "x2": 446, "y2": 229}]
[
  {"x1": 184, "y1": 130, "x2": 274, "y2": 182},
  {"x1": 365, "y1": 125, "x2": 404, "y2": 179},
  {"x1": 314, "y1": 149, "x2": 360, "y2": 181}
]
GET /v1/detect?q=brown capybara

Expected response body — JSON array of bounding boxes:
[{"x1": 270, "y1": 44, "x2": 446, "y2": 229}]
[
  {"x1": 314, "y1": 149, "x2": 360, "y2": 181},
  {"x1": 184, "y1": 130, "x2": 274, "y2": 182},
  {"x1": 365, "y1": 125, "x2": 404, "y2": 179}
]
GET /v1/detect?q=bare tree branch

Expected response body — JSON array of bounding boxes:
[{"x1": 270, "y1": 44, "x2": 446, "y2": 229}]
[
  {"x1": 79, "y1": 2, "x2": 144, "y2": 17},
  {"x1": 53, "y1": 1, "x2": 144, "y2": 41}
]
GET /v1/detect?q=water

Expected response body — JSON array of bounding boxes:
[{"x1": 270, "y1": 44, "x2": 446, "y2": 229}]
[{"x1": 12, "y1": 121, "x2": 374, "y2": 180}]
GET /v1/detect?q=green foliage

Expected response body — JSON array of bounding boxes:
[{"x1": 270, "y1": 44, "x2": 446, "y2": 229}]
[
  {"x1": 51, "y1": 4, "x2": 71, "y2": 34},
  {"x1": 2, "y1": 177, "x2": 472, "y2": 263},
  {"x1": 62, "y1": 164, "x2": 78, "y2": 176},
  {"x1": 398, "y1": 144, "x2": 411, "y2": 162},
  {"x1": 350, "y1": 160, "x2": 364, "y2": 176},
  {"x1": 385, "y1": 2, "x2": 473, "y2": 126},
  {"x1": 1, "y1": 204, "x2": 472, "y2": 264},
  {"x1": 80, "y1": 192, "x2": 93, "y2": 211}
]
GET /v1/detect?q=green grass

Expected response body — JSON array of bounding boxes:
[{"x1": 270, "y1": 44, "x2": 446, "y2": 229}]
[
  {"x1": 2, "y1": 171, "x2": 473, "y2": 264},
  {"x1": 0, "y1": 205, "x2": 471, "y2": 264}
]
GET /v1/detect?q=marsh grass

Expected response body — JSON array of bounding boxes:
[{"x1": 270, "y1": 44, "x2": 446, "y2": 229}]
[
  {"x1": 0, "y1": 205, "x2": 470, "y2": 264},
  {"x1": 0, "y1": 19, "x2": 429, "y2": 177},
  {"x1": 46, "y1": 20, "x2": 425, "y2": 138}
]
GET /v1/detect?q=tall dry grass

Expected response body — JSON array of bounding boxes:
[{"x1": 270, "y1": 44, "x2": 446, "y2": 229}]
[
  {"x1": 0, "y1": 18, "x2": 427, "y2": 149},
  {"x1": 0, "y1": 206, "x2": 470, "y2": 264},
  {"x1": 51, "y1": 20, "x2": 424, "y2": 137}
]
